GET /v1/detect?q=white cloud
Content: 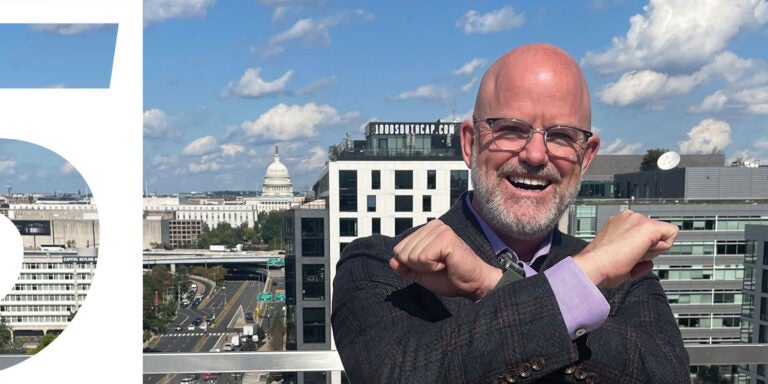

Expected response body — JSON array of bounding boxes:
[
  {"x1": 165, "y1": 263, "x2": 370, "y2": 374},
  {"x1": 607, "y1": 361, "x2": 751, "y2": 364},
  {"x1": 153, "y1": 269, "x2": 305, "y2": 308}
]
[
  {"x1": 600, "y1": 138, "x2": 644, "y2": 155},
  {"x1": 453, "y1": 58, "x2": 487, "y2": 76},
  {"x1": 598, "y1": 69, "x2": 701, "y2": 107},
  {"x1": 727, "y1": 148, "x2": 767, "y2": 166},
  {"x1": 30, "y1": 24, "x2": 109, "y2": 35},
  {"x1": 0, "y1": 160, "x2": 16, "y2": 174},
  {"x1": 582, "y1": 0, "x2": 767, "y2": 74},
  {"x1": 732, "y1": 86, "x2": 768, "y2": 115},
  {"x1": 187, "y1": 160, "x2": 222, "y2": 174},
  {"x1": 457, "y1": 6, "x2": 524, "y2": 34},
  {"x1": 144, "y1": 108, "x2": 180, "y2": 139},
  {"x1": 241, "y1": 103, "x2": 343, "y2": 141},
  {"x1": 687, "y1": 52, "x2": 768, "y2": 113},
  {"x1": 144, "y1": 0, "x2": 216, "y2": 26},
  {"x1": 461, "y1": 77, "x2": 478, "y2": 93},
  {"x1": 152, "y1": 155, "x2": 178, "y2": 166},
  {"x1": 678, "y1": 119, "x2": 732, "y2": 153},
  {"x1": 258, "y1": 9, "x2": 374, "y2": 57},
  {"x1": 60, "y1": 162, "x2": 77, "y2": 175},
  {"x1": 221, "y1": 68, "x2": 293, "y2": 98},
  {"x1": 220, "y1": 144, "x2": 245, "y2": 156},
  {"x1": 689, "y1": 90, "x2": 729, "y2": 113},
  {"x1": 183, "y1": 136, "x2": 220, "y2": 155},
  {"x1": 296, "y1": 76, "x2": 337, "y2": 95},
  {"x1": 295, "y1": 146, "x2": 327, "y2": 171},
  {"x1": 755, "y1": 137, "x2": 768, "y2": 149},
  {"x1": 390, "y1": 84, "x2": 454, "y2": 104}
]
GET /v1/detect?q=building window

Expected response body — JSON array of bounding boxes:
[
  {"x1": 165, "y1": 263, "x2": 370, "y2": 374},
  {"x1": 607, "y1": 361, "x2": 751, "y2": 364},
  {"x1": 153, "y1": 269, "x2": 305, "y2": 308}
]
[
  {"x1": 427, "y1": 170, "x2": 436, "y2": 189},
  {"x1": 394, "y1": 218, "x2": 413, "y2": 236},
  {"x1": 371, "y1": 170, "x2": 381, "y2": 190},
  {"x1": 339, "y1": 170, "x2": 358, "y2": 212},
  {"x1": 367, "y1": 195, "x2": 376, "y2": 212},
  {"x1": 395, "y1": 196, "x2": 413, "y2": 212},
  {"x1": 301, "y1": 218, "x2": 324, "y2": 257},
  {"x1": 302, "y1": 264, "x2": 325, "y2": 301},
  {"x1": 303, "y1": 308, "x2": 326, "y2": 344},
  {"x1": 450, "y1": 170, "x2": 469, "y2": 205},
  {"x1": 371, "y1": 218, "x2": 381, "y2": 234},
  {"x1": 395, "y1": 170, "x2": 413, "y2": 189},
  {"x1": 422, "y1": 195, "x2": 432, "y2": 212},
  {"x1": 339, "y1": 218, "x2": 357, "y2": 237}
]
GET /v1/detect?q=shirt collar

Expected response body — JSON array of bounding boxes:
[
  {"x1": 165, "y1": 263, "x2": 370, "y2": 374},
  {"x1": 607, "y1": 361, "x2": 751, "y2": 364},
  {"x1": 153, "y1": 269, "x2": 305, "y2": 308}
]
[{"x1": 464, "y1": 192, "x2": 552, "y2": 264}]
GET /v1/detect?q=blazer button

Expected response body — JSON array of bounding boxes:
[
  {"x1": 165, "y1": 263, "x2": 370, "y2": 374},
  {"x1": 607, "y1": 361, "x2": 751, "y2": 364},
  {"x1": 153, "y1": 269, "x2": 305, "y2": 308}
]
[
  {"x1": 518, "y1": 363, "x2": 532, "y2": 378},
  {"x1": 574, "y1": 367, "x2": 588, "y2": 380},
  {"x1": 585, "y1": 373, "x2": 599, "y2": 384},
  {"x1": 531, "y1": 356, "x2": 545, "y2": 371},
  {"x1": 491, "y1": 376, "x2": 505, "y2": 384},
  {"x1": 504, "y1": 369, "x2": 518, "y2": 383},
  {"x1": 564, "y1": 365, "x2": 577, "y2": 375}
]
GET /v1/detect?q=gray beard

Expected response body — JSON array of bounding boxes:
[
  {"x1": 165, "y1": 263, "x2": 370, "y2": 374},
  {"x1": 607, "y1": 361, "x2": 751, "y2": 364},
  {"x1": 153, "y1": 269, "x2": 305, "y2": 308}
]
[{"x1": 470, "y1": 150, "x2": 580, "y2": 241}]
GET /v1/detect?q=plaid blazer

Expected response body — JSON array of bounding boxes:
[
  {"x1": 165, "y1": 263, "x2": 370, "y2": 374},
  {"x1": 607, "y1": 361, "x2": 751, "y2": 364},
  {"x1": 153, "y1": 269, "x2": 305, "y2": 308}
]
[{"x1": 332, "y1": 193, "x2": 689, "y2": 383}]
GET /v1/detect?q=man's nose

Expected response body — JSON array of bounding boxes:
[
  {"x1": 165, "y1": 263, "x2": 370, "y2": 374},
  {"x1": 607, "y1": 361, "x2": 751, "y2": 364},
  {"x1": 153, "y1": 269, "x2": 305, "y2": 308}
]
[{"x1": 518, "y1": 130, "x2": 548, "y2": 166}]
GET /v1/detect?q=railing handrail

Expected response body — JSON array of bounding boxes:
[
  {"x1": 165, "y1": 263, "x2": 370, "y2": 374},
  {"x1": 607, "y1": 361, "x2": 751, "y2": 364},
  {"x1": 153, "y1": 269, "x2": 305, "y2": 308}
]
[{"x1": 2, "y1": 344, "x2": 767, "y2": 373}]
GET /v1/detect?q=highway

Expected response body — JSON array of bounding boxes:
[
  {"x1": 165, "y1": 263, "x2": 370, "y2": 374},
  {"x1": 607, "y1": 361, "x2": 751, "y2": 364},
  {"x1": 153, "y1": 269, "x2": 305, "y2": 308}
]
[{"x1": 144, "y1": 267, "x2": 284, "y2": 384}]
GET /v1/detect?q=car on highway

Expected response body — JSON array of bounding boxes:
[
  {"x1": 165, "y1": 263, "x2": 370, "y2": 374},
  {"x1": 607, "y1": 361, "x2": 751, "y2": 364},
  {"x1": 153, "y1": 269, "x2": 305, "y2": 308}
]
[
  {"x1": 202, "y1": 373, "x2": 220, "y2": 384},
  {"x1": 175, "y1": 324, "x2": 183, "y2": 331},
  {"x1": 179, "y1": 374, "x2": 199, "y2": 384},
  {"x1": 244, "y1": 312, "x2": 254, "y2": 321},
  {"x1": 187, "y1": 323, "x2": 196, "y2": 331},
  {"x1": 222, "y1": 343, "x2": 233, "y2": 351}
]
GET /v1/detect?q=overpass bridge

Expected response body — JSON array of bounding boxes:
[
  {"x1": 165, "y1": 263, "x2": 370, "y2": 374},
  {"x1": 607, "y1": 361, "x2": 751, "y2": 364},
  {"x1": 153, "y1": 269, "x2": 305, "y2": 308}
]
[{"x1": 142, "y1": 250, "x2": 285, "y2": 279}]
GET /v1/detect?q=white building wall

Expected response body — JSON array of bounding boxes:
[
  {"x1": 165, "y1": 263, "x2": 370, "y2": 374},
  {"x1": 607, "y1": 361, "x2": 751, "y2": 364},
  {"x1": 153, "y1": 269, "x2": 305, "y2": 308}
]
[{"x1": 326, "y1": 159, "x2": 470, "y2": 323}]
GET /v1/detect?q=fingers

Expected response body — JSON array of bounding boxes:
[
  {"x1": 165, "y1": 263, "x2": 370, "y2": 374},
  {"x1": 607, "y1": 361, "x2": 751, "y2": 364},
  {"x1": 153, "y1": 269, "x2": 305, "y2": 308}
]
[
  {"x1": 577, "y1": 210, "x2": 679, "y2": 289},
  {"x1": 392, "y1": 220, "x2": 449, "y2": 272}
]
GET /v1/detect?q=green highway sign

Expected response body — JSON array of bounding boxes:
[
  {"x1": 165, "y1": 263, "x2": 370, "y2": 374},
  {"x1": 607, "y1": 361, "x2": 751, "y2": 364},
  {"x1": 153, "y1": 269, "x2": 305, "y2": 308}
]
[
  {"x1": 268, "y1": 257, "x2": 285, "y2": 267},
  {"x1": 275, "y1": 292, "x2": 286, "y2": 301},
  {"x1": 258, "y1": 292, "x2": 273, "y2": 302}
]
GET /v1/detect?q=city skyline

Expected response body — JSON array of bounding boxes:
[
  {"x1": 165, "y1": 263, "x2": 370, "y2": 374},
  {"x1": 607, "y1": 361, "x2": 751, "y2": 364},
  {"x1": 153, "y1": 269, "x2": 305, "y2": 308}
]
[
  {"x1": 142, "y1": 0, "x2": 768, "y2": 195},
  {"x1": 1, "y1": 1, "x2": 767, "y2": 195}
]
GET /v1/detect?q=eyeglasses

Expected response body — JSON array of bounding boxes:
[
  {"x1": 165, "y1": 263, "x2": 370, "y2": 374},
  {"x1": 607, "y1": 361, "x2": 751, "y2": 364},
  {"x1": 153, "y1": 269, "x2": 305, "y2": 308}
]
[{"x1": 474, "y1": 117, "x2": 593, "y2": 159}]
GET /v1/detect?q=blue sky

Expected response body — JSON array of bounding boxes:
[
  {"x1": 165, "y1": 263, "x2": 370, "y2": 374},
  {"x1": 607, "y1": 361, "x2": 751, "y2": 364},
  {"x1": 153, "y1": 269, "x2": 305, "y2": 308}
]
[
  {"x1": 3, "y1": 1, "x2": 768, "y2": 195},
  {"x1": 0, "y1": 23, "x2": 116, "y2": 194}
]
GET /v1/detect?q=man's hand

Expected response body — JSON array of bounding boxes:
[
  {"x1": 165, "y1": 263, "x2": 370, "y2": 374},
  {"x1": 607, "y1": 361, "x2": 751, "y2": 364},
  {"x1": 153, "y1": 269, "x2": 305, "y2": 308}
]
[
  {"x1": 390, "y1": 219, "x2": 502, "y2": 301},
  {"x1": 573, "y1": 210, "x2": 679, "y2": 289}
]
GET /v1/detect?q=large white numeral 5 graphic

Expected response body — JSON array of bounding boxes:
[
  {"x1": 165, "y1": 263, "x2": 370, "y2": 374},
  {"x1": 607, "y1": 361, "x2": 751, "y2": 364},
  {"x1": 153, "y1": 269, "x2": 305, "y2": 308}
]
[{"x1": 0, "y1": 2, "x2": 141, "y2": 383}]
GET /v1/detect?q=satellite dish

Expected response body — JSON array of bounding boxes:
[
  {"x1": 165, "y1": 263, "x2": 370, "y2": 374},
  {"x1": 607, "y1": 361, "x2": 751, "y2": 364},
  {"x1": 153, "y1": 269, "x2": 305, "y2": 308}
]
[{"x1": 657, "y1": 151, "x2": 680, "y2": 170}]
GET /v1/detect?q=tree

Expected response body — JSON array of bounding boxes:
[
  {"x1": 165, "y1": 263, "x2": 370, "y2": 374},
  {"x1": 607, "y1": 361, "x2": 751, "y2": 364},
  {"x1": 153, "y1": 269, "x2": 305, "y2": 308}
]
[
  {"x1": 328, "y1": 144, "x2": 341, "y2": 161},
  {"x1": 258, "y1": 210, "x2": 285, "y2": 249},
  {"x1": 32, "y1": 332, "x2": 58, "y2": 353},
  {"x1": 696, "y1": 365, "x2": 729, "y2": 384},
  {"x1": 0, "y1": 318, "x2": 23, "y2": 354},
  {"x1": 640, "y1": 148, "x2": 670, "y2": 171}
]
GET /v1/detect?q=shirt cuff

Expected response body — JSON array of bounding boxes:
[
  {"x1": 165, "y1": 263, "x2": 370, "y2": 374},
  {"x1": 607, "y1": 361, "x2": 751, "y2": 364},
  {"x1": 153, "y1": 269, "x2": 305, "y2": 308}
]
[{"x1": 544, "y1": 257, "x2": 610, "y2": 340}]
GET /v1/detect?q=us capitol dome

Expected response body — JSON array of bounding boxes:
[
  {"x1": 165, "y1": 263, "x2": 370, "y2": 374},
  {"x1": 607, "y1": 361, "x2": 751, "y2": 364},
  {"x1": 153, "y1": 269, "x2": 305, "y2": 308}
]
[{"x1": 261, "y1": 146, "x2": 293, "y2": 196}]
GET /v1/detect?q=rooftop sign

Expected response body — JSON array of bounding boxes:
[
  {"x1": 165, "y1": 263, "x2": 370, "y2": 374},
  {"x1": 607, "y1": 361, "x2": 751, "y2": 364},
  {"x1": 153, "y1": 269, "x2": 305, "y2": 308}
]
[{"x1": 368, "y1": 122, "x2": 457, "y2": 136}]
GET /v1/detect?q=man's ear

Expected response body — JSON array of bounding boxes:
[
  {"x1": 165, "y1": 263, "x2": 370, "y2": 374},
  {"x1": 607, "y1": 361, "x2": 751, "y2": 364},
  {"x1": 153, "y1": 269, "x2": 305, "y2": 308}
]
[
  {"x1": 580, "y1": 134, "x2": 600, "y2": 172},
  {"x1": 460, "y1": 120, "x2": 475, "y2": 168}
]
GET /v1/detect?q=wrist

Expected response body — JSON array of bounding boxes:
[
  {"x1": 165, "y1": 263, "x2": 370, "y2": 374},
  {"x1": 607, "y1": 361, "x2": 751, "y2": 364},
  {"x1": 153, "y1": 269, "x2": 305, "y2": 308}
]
[{"x1": 471, "y1": 266, "x2": 503, "y2": 301}]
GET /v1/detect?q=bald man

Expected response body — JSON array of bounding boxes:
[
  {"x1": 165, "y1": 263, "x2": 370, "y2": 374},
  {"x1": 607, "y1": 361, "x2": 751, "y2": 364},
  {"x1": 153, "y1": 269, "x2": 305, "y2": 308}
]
[{"x1": 332, "y1": 43, "x2": 689, "y2": 383}]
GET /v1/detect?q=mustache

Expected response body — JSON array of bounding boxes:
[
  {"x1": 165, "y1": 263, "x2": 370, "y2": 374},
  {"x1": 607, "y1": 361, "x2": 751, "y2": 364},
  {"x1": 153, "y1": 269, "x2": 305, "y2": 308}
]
[{"x1": 497, "y1": 162, "x2": 562, "y2": 183}]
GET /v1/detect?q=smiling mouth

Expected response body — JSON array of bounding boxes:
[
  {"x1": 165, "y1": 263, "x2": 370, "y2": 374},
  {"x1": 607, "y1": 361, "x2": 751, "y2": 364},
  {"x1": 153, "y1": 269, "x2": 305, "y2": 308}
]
[{"x1": 507, "y1": 176, "x2": 551, "y2": 191}]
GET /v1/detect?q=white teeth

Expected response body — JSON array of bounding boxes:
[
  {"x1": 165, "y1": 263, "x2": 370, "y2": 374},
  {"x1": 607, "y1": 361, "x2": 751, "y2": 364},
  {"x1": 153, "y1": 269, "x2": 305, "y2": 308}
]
[{"x1": 509, "y1": 177, "x2": 547, "y2": 186}]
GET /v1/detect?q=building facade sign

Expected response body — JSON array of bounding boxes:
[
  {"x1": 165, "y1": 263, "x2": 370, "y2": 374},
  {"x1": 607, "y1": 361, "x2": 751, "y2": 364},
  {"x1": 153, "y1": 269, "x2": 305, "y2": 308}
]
[{"x1": 369, "y1": 122, "x2": 456, "y2": 136}]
